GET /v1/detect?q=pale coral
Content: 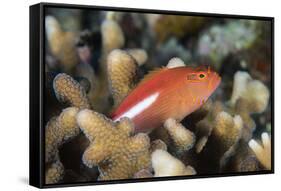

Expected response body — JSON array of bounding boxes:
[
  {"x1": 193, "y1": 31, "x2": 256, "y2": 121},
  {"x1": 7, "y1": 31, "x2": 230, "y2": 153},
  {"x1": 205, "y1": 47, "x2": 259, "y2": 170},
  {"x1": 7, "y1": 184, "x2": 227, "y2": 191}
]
[
  {"x1": 77, "y1": 109, "x2": 151, "y2": 180},
  {"x1": 230, "y1": 71, "x2": 269, "y2": 113},
  {"x1": 152, "y1": 149, "x2": 196, "y2": 177},
  {"x1": 248, "y1": 132, "x2": 271, "y2": 170},
  {"x1": 166, "y1": 57, "x2": 185, "y2": 68},
  {"x1": 127, "y1": 48, "x2": 148, "y2": 66},
  {"x1": 164, "y1": 118, "x2": 195, "y2": 152}
]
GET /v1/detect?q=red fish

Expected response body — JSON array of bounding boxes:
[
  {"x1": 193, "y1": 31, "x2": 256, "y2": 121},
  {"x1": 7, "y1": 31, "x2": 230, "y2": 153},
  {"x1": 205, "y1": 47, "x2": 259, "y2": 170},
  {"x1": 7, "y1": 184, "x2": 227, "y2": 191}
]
[{"x1": 111, "y1": 66, "x2": 221, "y2": 132}]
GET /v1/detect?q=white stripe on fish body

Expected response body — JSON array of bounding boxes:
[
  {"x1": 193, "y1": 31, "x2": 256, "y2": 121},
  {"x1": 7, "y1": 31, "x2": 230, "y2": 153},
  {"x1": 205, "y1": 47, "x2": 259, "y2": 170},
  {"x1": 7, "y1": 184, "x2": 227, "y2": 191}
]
[{"x1": 113, "y1": 92, "x2": 159, "y2": 121}]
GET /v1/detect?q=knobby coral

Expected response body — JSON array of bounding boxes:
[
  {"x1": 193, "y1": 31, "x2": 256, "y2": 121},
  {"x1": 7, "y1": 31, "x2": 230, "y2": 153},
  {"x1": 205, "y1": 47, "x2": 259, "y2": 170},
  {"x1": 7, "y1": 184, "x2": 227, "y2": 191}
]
[
  {"x1": 45, "y1": 73, "x2": 91, "y2": 183},
  {"x1": 101, "y1": 16, "x2": 125, "y2": 54},
  {"x1": 45, "y1": 107, "x2": 79, "y2": 183},
  {"x1": 107, "y1": 49, "x2": 138, "y2": 106},
  {"x1": 164, "y1": 118, "x2": 195, "y2": 152},
  {"x1": 152, "y1": 149, "x2": 196, "y2": 177},
  {"x1": 45, "y1": 16, "x2": 79, "y2": 72},
  {"x1": 193, "y1": 70, "x2": 269, "y2": 172},
  {"x1": 248, "y1": 132, "x2": 271, "y2": 170},
  {"x1": 77, "y1": 109, "x2": 151, "y2": 180},
  {"x1": 230, "y1": 71, "x2": 269, "y2": 141},
  {"x1": 53, "y1": 73, "x2": 91, "y2": 109}
]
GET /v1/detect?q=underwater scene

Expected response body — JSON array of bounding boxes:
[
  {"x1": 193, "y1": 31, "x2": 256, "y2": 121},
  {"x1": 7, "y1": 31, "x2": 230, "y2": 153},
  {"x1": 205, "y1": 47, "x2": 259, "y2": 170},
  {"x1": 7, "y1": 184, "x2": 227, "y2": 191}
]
[{"x1": 44, "y1": 7, "x2": 272, "y2": 184}]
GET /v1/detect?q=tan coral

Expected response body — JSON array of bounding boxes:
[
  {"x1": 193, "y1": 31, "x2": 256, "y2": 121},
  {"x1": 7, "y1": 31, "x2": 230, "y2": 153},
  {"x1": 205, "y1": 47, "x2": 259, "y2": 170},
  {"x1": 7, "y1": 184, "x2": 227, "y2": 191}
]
[
  {"x1": 230, "y1": 71, "x2": 269, "y2": 113},
  {"x1": 248, "y1": 132, "x2": 271, "y2": 170},
  {"x1": 101, "y1": 17, "x2": 125, "y2": 54},
  {"x1": 45, "y1": 160, "x2": 64, "y2": 184},
  {"x1": 229, "y1": 71, "x2": 269, "y2": 141},
  {"x1": 164, "y1": 118, "x2": 195, "y2": 152},
  {"x1": 107, "y1": 49, "x2": 138, "y2": 105},
  {"x1": 53, "y1": 73, "x2": 91, "y2": 109},
  {"x1": 152, "y1": 149, "x2": 196, "y2": 177},
  {"x1": 45, "y1": 16, "x2": 79, "y2": 72},
  {"x1": 213, "y1": 112, "x2": 243, "y2": 152},
  {"x1": 45, "y1": 107, "x2": 80, "y2": 163},
  {"x1": 77, "y1": 109, "x2": 151, "y2": 180},
  {"x1": 45, "y1": 107, "x2": 79, "y2": 184},
  {"x1": 195, "y1": 101, "x2": 223, "y2": 153}
]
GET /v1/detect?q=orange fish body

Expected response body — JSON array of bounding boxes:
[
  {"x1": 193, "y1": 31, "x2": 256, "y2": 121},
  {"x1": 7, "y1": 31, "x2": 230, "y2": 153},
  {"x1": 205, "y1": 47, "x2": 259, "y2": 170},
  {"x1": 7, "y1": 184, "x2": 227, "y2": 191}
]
[{"x1": 111, "y1": 66, "x2": 221, "y2": 132}]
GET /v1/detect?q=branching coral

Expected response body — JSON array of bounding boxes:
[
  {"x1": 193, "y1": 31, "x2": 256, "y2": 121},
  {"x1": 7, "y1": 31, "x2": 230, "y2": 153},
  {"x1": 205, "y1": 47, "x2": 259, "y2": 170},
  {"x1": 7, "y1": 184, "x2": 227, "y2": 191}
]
[
  {"x1": 230, "y1": 71, "x2": 269, "y2": 140},
  {"x1": 45, "y1": 73, "x2": 91, "y2": 184},
  {"x1": 152, "y1": 149, "x2": 196, "y2": 177},
  {"x1": 53, "y1": 73, "x2": 91, "y2": 109},
  {"x1": 107, "y1": 49, "x2": 138, "y2": 106},
  {"x1": 195, "y1": 108, "x2": 244, "y2": 170},
  {"x1": 43, "y1": 11, "x2": 272, "y2": 183},
  {"x1": 230, "y1": 71, "x2": 269, "y2": 113},
  {"x1": 45, "y1": 16, "x2": 79, "y2": 72},
  {"x1": 164, "y1": 118, "x2": 195, "y2": 152},
  {"x1": 45, "y1": 160, "x2": 64, "y2": 184},
  {"x1": 212, "y1": 112, "x2": 243, "y2": 167},
  {"x1": 45, "y1": 107, "x2": 79, "y2": 183},
  {"x1": 192, "y1": 70, "x2": 270, "y2": 172},
  {"x1": 101, "y1": 17, "x2": 125, "y2": 54},
  {"x1": 195, "y1": 100, "x2": 223, "y2": 153},
  {"x1": 77, "y1": 109, "x2": 151, "y2": 180},
  {"x1": 248, "y1": 132, "x2": 271, "y2": 170}
]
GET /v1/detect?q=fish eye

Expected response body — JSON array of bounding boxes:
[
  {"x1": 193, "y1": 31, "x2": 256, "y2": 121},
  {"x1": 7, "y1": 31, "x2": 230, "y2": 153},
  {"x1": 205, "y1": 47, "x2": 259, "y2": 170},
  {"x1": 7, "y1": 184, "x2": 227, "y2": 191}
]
[{"x1": 199, "y1": 73, "x2": 205, "y2": 79}]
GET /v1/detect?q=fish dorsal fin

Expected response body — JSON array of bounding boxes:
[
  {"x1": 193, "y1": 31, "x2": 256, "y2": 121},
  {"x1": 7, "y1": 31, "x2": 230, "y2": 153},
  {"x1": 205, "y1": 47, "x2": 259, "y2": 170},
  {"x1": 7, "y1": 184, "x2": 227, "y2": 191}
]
[{"x1": 137, "y1": 67, "x2": 168, "y2": 86}]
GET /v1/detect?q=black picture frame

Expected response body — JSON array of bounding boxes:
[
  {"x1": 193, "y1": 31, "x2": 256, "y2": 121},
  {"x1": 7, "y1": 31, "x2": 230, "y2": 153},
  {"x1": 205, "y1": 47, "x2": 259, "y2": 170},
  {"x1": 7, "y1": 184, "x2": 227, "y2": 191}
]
[{"x1": 30, "y1": 2, "x2": 274, "y2": 188}]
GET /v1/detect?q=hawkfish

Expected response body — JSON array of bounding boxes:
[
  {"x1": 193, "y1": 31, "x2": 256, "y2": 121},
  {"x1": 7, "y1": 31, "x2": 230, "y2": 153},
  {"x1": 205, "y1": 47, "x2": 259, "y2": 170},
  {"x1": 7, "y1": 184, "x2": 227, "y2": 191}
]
[{"x1": 111, "y1": 66, "x2": 221, "y2": 132}]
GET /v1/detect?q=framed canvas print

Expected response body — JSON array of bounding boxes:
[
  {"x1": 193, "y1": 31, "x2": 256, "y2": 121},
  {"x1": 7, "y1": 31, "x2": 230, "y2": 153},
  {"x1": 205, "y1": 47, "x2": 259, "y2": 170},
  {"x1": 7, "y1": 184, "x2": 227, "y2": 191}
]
[{"x1": 29, "y1": 2, "x2": 274, "y2": 188}]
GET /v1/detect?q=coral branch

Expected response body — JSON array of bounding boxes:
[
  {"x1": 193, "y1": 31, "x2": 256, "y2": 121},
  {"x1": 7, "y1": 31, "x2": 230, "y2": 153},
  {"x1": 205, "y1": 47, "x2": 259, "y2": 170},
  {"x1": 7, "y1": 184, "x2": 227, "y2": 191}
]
[
  {"x1": 164, "y1": 118, "x2": 195, "y2": 152},
  {"x1": 230, "y1": 71, "x2": 269, "y2": 113},
  {"x1": 152, "y1": 149, "x2": 196, "y2": 177},
  {"x1": 46, "y1": 107, "x2": 80, "y2": 163},
  {"x1": 45, "y1": 16, "x2": 79, "y2": 71},
  {"x1": 45, "y1": 160, "x2": 64, "y2": 184},
  {"x1": 101, "y1": 18, "x2": 124, "y2": 53},
  {"x1": 53, "y1": 73, "x2": 91, "y2": 109},
  {"x1": 127, "y1": 49, "x2": 148, "y2": 66},
  {"x1": 77, "y1": 109, "x2": 151, "y2": 180},
  {"x1": 248, "y1": 132, "x2": 271, "y2": 170},
  {"x1": 107, "y1": 49, "x2": 138, "y2": 105}
]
